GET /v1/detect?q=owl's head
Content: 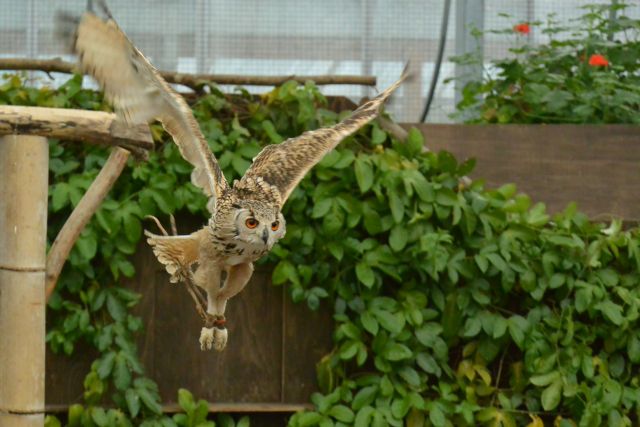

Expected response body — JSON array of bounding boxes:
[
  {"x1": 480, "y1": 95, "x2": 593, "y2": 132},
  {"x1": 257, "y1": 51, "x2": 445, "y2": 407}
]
[{"x1": 226, "y1": 199, "x2": 286, "y2": 250}]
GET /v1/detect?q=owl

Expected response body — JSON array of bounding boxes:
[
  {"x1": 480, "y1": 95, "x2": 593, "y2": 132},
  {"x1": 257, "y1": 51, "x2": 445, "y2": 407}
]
[{"x1": 68, "y1": 0, "x2": 406, "y2": 351}]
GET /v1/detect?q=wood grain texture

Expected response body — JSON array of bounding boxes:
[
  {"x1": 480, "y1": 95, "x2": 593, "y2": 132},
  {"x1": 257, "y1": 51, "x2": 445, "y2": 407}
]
[
  {"x1": 45, "y1": 342, "x2": 97, "y2": 405},
  {"x1": 0, "y1": 105, "x2": 152, "y2": 155},
  {"x1": 406, "y1": 124, "x2": 640, "y2": 220},
  {"x1": 283, "y1": 298, "x2": 334, "y2": 403},
  {"x1": 148, "y1": 263, "x2": 284, "y2": 403},
  {"x1": 0, "y1": 58, "x2": 376, "y2": 87}
]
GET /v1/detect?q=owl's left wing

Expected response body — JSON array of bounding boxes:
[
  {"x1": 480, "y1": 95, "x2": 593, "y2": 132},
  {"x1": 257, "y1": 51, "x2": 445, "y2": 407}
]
[
  {"x1": 240, "y1": 73, "x2": 407, "y2": 205},
  {"x1": 67, "y1": 1, "x2": 228, "y2": 212}
]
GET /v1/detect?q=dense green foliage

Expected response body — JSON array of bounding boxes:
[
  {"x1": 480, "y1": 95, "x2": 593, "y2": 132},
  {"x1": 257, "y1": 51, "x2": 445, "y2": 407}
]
[
  {"x1": 451, "y1": 2, "x2": 640, "y2": 124},
  {"x1": 3, "y1": 68, "x2": 640, "y2": 427}
]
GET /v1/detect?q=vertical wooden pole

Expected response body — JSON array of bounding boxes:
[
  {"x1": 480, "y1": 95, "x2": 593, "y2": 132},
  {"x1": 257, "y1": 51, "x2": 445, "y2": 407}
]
[{"x1": 0, "y1": 135, "x2": 48, "y2": 426}]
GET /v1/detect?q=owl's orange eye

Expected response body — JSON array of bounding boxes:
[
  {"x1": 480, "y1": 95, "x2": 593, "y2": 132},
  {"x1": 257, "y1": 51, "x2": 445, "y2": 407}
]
[
  {"x1": 245, "y1": 218, "x2": 259, "y2": 229},
  {"x1": 271, "y1": 221, "x2": 280, "y2": 231}
]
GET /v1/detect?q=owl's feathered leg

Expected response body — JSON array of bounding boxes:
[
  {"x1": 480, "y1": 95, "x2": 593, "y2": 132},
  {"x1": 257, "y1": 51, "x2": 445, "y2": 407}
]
[
  {"x1": 194, "y1": 262, "x2": 228, "y2": 351},
  {"x1": 213, "y1": 262, "x2": 254, "y2": 316},
  {"x1": 197, "y1": 262, "x2": 254, "y2": 351}
]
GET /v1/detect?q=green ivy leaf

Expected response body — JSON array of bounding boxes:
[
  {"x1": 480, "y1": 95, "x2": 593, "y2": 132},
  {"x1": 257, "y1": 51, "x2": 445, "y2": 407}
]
[
  {"x1": 541, "y1": 379, "x2": 563, "y2": 411},
  {"x1": 355, "y1": 262, "x2": 375, "y2": 288},
  {"x1": 91, "y1": 407, "x2": 109, "y2": 426},
  {"x1": 106, "y1": 293, "x2": 127, "y2": 322},
  {"x1": 389, "y1": 225, "x2": 408, "y2": 252},
  {"x1": 462, "y1": 319, "x2": 481, "y2": 337},
  {"x1": 296, "y1": 411, "x2": 323, "y2": 427},
  {"x1": 354, "y1": 406, "x2": 375, "y2": 427},
  {"x1": 312, "y1": 198, "x2": 333, "y2": 218},
  {"x1": 360, "y1": 312, "x2": 379, "y2": 335},
  {"x1": 382, "y1": 343, "x2": 412, "y2": 361},
  {"x1": 416, "y1": 353, "x2": 441, "y2": 377},
  {"x1": 96, "y1": 352, "x2": 116, "y2": 379},
  {"x1": 125, "y1": 388, "x2": 141, "y2": 418},
  {"x1": 113, "y1": 354, "x2": 132, "y2": 390},
  {"x1": 398, "y1": 366, "x2": 421, "y2": 387},
  {"x1": 272, "y1": 260, "x2": 299, "y2": 286},
  {"x1": 388, "y1": 192, "x2": 405, "y2": 223},
  {"x1": 76, "y1": 231, "x2": 98, "y2": 260},
  {"x1": 136, "y1": 385, "x2": 162, "y2": 415},
  {"x1": 329, "y1": 405, "x2": 355, "y2": 423},
  {"x1": 354, "y1": 157, "x2": 374, "y2": 193},
  {"x1": 628, "y1": 334, "x2": 640, "y2": 363},
  {"x1": 371, "y1": 125, "x2": 387, "y2": 145},
  {"x1": 428, "y1": 403, "x2": 446, "y2": 427},
  {"x1": 597, "y1": 300, "x2": 624, "y2": 325},
  {"x1": 352, "y1": 385, "x2": 378, "y2": 410},
  {"x1": 51, "y1": 182, "x2": 70, "y2": 211},
  {"x1": 406, "y1": 128, "x2": 424, "y2": 155},
  {"x1": 374, "y1": 310, "x2": 404, "y2": 334},
  {"x1": 530, "y1": 371, "x2": 560, "y2": 387}
]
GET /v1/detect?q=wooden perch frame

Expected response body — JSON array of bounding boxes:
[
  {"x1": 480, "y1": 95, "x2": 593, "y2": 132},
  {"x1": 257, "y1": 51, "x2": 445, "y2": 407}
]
[
  {"x1": 0, "y1": 58, "x2": 377, "y2": 88},
  {"x1": 0, "y1": 105, "x2": 153, "y2": 301},
  {"x1": 45, "y1": 147, "x2": 131, "y2": 300},
  {"x1": 0, "y1": 106, "x2": 152, "y2": 157}
]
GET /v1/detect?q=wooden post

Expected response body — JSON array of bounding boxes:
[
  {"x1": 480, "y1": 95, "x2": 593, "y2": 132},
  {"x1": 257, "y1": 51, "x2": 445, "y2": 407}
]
[{"x1": 0, "y1": 135, "x2": 48, "y2": 426}]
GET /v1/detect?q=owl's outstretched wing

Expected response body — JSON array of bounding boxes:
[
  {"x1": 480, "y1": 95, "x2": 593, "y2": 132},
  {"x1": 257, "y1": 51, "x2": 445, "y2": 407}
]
[
  {"x1": 68, "y1": 1, "x2": 228, "y2": 212},
  {"x1": 239, "y1": 73, "x2": 407, "y2": 205}
]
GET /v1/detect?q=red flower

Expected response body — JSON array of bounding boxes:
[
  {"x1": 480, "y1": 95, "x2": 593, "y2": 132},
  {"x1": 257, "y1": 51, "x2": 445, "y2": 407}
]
[
  {"x1": 513, "y1": 23, "x2": 530, "y2": 34},
  {"x1": 588, "y1": 54, "x2": 610, "y2": 67}
]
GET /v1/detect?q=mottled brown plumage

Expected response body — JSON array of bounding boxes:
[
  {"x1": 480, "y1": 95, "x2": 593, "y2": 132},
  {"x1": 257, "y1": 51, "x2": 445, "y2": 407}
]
[{"x1": 67, "y1": 0, "x2": 406, "y2": 351}]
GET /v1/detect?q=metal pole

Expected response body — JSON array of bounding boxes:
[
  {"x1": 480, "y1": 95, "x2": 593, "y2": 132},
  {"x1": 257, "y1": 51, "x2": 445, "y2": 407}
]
[
  {"x1": 454, "y1": 0, "x2": 484, "y2": 119},
  {"x1": 195, "y1": 0, "x2": 209, "y2": 74},
  {"x1": 26, "y1": 0, "x2": 38, "y2": 84},
  {"x1": 361, "y1": 0, "x2": 374, "y2": 98},
  {"x1": 608, "y1": 0, "x2": 619, "y2": 41},
  {"x1": 0, "y1": 135, "x2": 48, "y2": 426}
]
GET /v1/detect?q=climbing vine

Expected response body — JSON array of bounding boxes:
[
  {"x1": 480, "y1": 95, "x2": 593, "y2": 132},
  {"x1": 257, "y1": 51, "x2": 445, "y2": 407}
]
[{"x1": 3, "y1": 70, "x2": 640, "y2": 426}]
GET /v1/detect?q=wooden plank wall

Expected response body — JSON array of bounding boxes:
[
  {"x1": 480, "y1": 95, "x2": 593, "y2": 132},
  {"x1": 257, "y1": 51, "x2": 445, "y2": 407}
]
[
  {"x1": 46, "y1": 215, "x2": 334, "y2": 409},
  {"x1": 47, "y1": 124, "x2": 640, "y2": 419},
  {"x1": 407, "y1": 124, "x2": 640, "y2": 221}
]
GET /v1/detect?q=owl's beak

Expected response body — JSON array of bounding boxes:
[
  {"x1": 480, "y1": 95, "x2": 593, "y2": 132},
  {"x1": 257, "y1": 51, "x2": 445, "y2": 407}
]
[{"x1": 261, "y1": 228, "x2": 269, "y2": 244}]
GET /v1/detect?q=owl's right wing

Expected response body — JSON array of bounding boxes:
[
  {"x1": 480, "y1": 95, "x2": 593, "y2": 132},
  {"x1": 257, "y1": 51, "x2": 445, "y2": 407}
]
[
  {"x1": 68, "y1": 1, "x2": 228, "y2": 212},
  {"x1": 240, "y1": 73, "x2": 407, "y2": 205},
  {"x1": 144, "y1": 231, "x2": 200, "y2": 283}
]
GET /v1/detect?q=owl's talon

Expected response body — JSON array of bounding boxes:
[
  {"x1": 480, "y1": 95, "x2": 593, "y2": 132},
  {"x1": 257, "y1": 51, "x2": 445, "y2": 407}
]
[
  {"x1": 213, "y1": 327, "x2": 228, "y2": 351},
  {"x1": 199, "y1": 327, "x2": 214, "y2": 350},
  {"x1": 199, "y1": 326, "x2": 228, "y2": 351}
]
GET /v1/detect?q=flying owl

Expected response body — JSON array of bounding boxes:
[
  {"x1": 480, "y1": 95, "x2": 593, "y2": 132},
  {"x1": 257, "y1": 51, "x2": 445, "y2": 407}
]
[{"x1": 68, "y1": 0, "x2": 406, "y2": 351}]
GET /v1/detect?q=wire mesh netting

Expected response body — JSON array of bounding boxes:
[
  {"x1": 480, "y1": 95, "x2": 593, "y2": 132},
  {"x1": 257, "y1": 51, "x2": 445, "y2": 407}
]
[{"x1": 0, "y1": 0, "x2": 636, "y2": 123}]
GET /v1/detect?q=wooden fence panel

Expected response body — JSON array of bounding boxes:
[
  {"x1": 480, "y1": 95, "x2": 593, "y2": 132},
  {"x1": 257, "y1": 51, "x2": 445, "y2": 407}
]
[
  {"x1": 46, "y1": 215, "x2": 333, "y2": 408},
  {"x1": 407, "y1": 124, "x2": 640, "y2": 221},
  {"x1": 47, "y1": 124, "x2": 640, "y2": 413}
]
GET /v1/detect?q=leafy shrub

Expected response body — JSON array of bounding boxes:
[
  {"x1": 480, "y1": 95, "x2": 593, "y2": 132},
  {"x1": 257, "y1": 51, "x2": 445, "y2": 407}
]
[
  {"x1": 3, "y1": 69, "x2": 640, "y2": 427},
  {"x1": 451, "y1": 2, "x2": 640, "y2": 124}
]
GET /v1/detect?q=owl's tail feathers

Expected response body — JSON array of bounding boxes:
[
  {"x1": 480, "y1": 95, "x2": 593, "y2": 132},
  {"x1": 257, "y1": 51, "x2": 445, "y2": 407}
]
[{"x1": 144, "y1": 231, "x2": 199, "y2": 283}]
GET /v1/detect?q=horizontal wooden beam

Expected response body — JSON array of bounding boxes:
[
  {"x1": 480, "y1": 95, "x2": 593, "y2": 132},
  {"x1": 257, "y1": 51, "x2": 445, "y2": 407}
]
[
  {"x1": 44, "y1": 402, "x2": 312, "y2": 414},
  {"x1": 0, "y1": 105, "x2": 153, "y2": 156},
  {"x1": 0, "y1": 58, "x2": 377, "y2": 87}
]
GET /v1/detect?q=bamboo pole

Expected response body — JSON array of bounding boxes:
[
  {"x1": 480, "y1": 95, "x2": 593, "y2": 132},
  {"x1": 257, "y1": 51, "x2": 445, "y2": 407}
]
[{"x1": 0, "y1": 135, "x2": 48, "y2": 426}]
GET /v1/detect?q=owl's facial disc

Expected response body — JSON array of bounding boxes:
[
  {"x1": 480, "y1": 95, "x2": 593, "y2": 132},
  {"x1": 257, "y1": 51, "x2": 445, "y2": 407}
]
[{"x1": 234, "y1": 207, "x2": 286, "y2": 250}]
